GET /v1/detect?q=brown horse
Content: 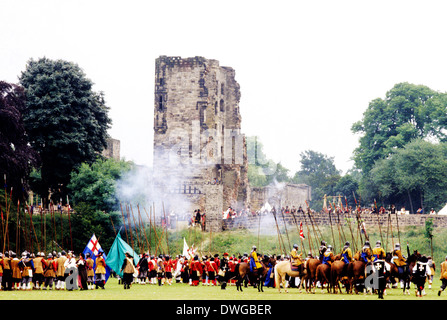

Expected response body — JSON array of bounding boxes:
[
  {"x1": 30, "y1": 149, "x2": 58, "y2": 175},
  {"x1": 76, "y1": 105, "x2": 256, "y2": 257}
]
[
  {"x1": 303, "y1": 258, "x2": 321, "y2": 293},
  {"x1": 274, "y1": 260, "x2": 306, "y2": 293},
  {"x1": 331, "y1": 260, "x2": 349, "y2": 293},
  {"x1": 316, "y1": 263, "x2": 332, "y2": 293},
  {"x1": 235, "y1": 256, "x2": 271, "y2": 292},
  {"x1": 347, "y1": 260, "x2": 366, "y2": 294}
]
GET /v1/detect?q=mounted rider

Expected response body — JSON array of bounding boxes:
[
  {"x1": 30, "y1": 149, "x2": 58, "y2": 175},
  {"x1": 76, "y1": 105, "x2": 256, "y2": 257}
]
[
  {"x1": 319, "y1": 241, "x2": 327, "y2": 262},
  {"x1": 322, "y1": 245, "x2": 334, "y2": 266},
  {"x1": 249, "y1": 246, "x2": 262, "y2": 273},
  {"x1": 290, "y1": 244, "x2": 303, "y2": 267},
  {"x1": 392, "y1": 243, "x2": 407, "y2": 284},
  {"x1": 361, "y1": 241, "x2": 372, "y2": 264},
  {"x1": 372, "y1": 240, "x2": 386, "y2": 262}
]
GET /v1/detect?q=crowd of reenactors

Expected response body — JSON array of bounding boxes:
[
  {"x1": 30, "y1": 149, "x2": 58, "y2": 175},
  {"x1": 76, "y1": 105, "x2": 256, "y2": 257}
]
[
  {"x1": 1, "y1": 242, "x2": 446, "y2": 297},
  {"x1": 0, "y1": 249, "x2": 107, "y2": 291}
]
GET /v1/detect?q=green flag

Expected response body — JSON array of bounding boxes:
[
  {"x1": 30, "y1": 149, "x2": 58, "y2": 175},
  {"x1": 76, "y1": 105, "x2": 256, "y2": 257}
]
[{"x1": 105, "y1": 232, "x2": 140, "y2": 278}]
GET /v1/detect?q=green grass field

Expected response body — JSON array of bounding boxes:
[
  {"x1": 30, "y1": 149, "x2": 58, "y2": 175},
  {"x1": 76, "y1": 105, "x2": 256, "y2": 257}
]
[{"x1": 1, "y1": 277, "x2": 445, "y2": 300}]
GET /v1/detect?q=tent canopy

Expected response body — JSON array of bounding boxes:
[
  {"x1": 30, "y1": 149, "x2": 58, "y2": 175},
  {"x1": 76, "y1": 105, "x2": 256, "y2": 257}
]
[
  {"x1": 105, "y1": 232, "x2": 140, "y2": 277},
  {"x1": 438, "y1": 204, "x2": 447, "y2": 215}
]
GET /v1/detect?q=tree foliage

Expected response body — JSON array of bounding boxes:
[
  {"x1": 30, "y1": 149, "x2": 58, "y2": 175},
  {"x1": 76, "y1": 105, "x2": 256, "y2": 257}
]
[
  {"x1": 19, "y1": 57, "x2": 112, "y2": 201},
  {"x1": 0, "y1": 81, "x2": 39, "y2": 200},
  {"x1": 292, "y1": 150, "x2": 341, "y2": 209},
  {"x1": 352, "y1": 82, "x2": 447, "y2": 173},
  {"x1": 68, "y1": 157, "x2": 132, "y2": 213}
]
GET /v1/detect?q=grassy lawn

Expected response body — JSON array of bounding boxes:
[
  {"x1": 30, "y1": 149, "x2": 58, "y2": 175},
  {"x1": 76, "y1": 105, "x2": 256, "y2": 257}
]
[{"x1": 1, "y1": 277, "x2": 445, "y2": 301}]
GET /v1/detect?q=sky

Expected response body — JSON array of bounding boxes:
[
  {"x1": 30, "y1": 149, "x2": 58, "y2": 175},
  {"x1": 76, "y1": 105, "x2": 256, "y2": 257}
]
[{"x1": 2, "y1": 0, "x2": 447, "y2": 175}]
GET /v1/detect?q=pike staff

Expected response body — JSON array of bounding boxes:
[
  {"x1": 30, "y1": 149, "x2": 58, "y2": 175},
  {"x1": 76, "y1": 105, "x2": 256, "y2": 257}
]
[{"x1": 119, "y1": 202, "x2": 129, "y2": 244}]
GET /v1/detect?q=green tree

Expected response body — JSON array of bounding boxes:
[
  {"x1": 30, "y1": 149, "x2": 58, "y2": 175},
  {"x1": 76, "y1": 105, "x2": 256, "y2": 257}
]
[
  {"x1": 19, "y1": 57, "x2": 112, "y2": 203},
  {"x1": 292, "y1": 150, "x2": 341, "y2": 210},
  {"x1": 334, "y1": 174, "x2": 359, "y2": 207},
  {"x1": 352, "y1": 82, "x2": 447, "y2": 174},
  {"x1": 68, "y1": 157, "x2": 132, "y2": 213},
  {"x1": 0, "y1": 81, "x2": 39, "y2": 200}
]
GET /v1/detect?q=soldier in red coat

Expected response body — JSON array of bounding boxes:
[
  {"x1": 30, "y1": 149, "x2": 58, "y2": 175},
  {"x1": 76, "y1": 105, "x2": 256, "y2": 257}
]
[{"x1": 189, "y1": 255, "x2": 202, "y2": 286}]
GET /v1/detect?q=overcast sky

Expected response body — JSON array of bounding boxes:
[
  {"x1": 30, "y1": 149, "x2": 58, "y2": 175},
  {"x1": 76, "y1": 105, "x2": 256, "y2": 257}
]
[{"x1": 2, "y1": 0, "x2": 447, "y2": 175}]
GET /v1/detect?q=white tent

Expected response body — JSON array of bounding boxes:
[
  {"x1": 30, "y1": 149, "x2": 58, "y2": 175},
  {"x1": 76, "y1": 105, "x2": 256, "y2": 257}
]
[
  {"x1": 260, "y1": 202, "x2": 272, "y2": 213},
  {"x1": 438, "y1": 204, "x2": 447, "y2": 215}
]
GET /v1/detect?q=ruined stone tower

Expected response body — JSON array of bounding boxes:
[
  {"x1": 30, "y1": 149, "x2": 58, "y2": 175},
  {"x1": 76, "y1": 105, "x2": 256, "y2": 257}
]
[{"x1": 153, "y1": 56, "x2": 250, "y2": 231}]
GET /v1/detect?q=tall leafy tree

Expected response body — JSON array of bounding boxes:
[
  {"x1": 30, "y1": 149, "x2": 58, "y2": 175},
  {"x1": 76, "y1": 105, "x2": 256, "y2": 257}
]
[
  {"x1": 0, "y1": 81, "x2": 39, "y2": 200},
  {"x1": 19, "y1": 58, "x2": 112, "y2": 202},
  {"x1": 352, "y1": 82, "x2": 447, "y2": 173},
  {"x1": 292, "y1": 150, "x2": 341, "y2": 209},
  {"x1": 68, "y1": 157, "x2": 132, "y2": 212}
]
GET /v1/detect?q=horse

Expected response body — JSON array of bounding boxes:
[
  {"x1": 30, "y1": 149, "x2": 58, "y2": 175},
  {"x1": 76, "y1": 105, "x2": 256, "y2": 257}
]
[
  {"x1": 303, "y1": 258, "x2": 321, "y2": 293},
  {"x1": 274, "y1": 260, "x2": 306, "y2": 293},
  {"x1": 316, "y1": 263, "x2": 332, "y2": 293},
  {"x1": 331, "y1": 260, "x2": 349, "y2": 294},
  {"x1": 235, "y1": 256, "x2": 271, "y2": 292},
  {"x1": 347, "y1": 260, "x2": 366, "y2": 294},
  {"x1": 402, "y1": 250, "x2": 421, "y2": 295}
]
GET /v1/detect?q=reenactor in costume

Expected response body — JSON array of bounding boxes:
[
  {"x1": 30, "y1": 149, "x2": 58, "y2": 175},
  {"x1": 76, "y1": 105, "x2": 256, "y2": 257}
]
[
  {"x1": 42, "y1": 253, "x2": 57, "y2": 290},
  {"x1": 372, "y1": 251, "x2": 389, "y2": 299},
  {"x1": 206, "y1": 257, "x2": 218, "y2": 286},
  {"x1": 76, "y1": 253, "x2": 88, "y2": 290},
  {"x1": 427, "y1": 256, "x2": 435, "y2": 289},
  {"x1": 156, "y1": 254, "x2": 165, "y2": 286},
  {"x1": 189, "y1": 255, "x2": 202, "y2": 286},
  {"x1": 412, "y1": 256, "x2": 431, "y2": 297},
  {"x1": 149, "y1": 255, "x2": 157, "y2": 285},
  {"x1": 392, "y1": 243, "x2": 407, "y2": 288},
  {"x1": 1, "y1": 251, "x2": 12, "y2": 291},
  {"x1": 85, "y1": 253, "x2": 95, "y2": 289},
  {"x1": 290, "y1": 244, "x2": 303, "y2": 268},
  {"x1": 372, "y1": 240, "x2": 386, "y2": 262},
  {"x1": 32, "y1": 252, "x2": 45, "y2": 290},
  {"x1": 319, "y1": 241, "x2": 327, "y2": 262},
  {"x1": 219, "y1": 252, "x2": 230, "y2": 290},
  {"x1": 121, "y1": 251, "x2": 136, "y2": 289},
  {"x1": 10, "y1": 252, "x2": 22, "y2": 290},
  {"x1": 137, "y1": 253, "x2": 148, "y2": 285},
  {"x1": 322, "y1": 245, "x2": 334, "y2": 266},
  {"x1": 164, "y1": 255, "x2": 174, "y2": 285},
  {"x1": 249, "y1": 246, "x2": 262, "y2": 273},
  {"x1": 361, "y1": 241, "x2": 372, "y2": 264},
  {"x1": 341, "y1": 241, "x2": 353, "y2": 278},
  {"x1": 438, "y1": 255, "x2": 447, "y2": 296},
  {"x1": 55, "y1": 251, "x2": 67, "y2": 290},
  {"x1": 95, "y1": 249, "x2": 107, "y2": 289},
  {"x1": 19, "y1": 252, "x2": 34, "y2": 290}
]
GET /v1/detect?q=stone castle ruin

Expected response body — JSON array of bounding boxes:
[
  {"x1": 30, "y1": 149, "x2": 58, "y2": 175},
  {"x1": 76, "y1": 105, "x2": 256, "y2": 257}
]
[{"x1": 152, "y1": 56, "x2": 311, "y2": 231}]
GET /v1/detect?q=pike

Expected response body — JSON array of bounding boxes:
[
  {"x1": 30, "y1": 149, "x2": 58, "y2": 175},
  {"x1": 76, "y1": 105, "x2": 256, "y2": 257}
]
[
  {"x1": 137, "y1": 205, "x2": 149, "y2": 252},
  {"x1": 119, "y1": 202, "x2": 129, "y2": 243},
  {"x1": 130, "y1": 204, "x2": 142, "y2": 253}
]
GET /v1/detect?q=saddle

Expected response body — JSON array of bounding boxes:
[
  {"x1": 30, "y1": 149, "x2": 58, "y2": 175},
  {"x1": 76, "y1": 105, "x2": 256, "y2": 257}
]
[{"x1": 290, "y1": 262, "x2": 300, "y2": 272}]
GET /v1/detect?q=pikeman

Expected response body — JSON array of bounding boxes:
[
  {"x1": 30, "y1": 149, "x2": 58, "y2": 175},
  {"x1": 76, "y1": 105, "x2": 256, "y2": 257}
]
[
  {"x1": 55, "y1": 251, "x2": 67, "y2": 290},
  {"x1": 392, "y1": 243, "x2": 407, "y2": 288},
  {"x1": 10, "y1": 252, "x2": 21, "y2": 290},
  {"x1": 86, "y1": 253, "x2": 95, "y2": 289},
  {"x1": 2, "y1": 251, "x2": 12, "y2": 291},
  {"x1": 94, "y1": 249, "x2": 107, "y2": 289},
  {"x1": 42, "y1": 253, "x2": 57, "y2": 290},
  {"x1": 32, "y1": 252, "x2": 45, "y2": 290}
]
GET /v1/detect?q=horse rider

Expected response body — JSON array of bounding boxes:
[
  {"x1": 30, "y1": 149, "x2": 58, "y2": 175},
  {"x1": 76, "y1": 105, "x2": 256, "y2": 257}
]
[
  {"x1": 322, "y1": 245, "x2": 334, "y2": 266},
  {"x1": 361, "y1": 241, "x2": 372, "y2": 264},
  {"x1": 392, "y1": 243, "x2": 407, "y2": 288},
  {"x1": 319, "y1": 241, "x2": 327, "y2": 262},
  {"x1": 341, "y1": 241, "x2": 352, "y2": 277},
  {"x1": 372, "y1": 240, "x2": 386, "y2": 262},
  {"x1": 249, "y1": 246, "x2": 262, "y2": 273},
  {"x1": 290, "y1": 244, "x2": 303, "y2": 267}
]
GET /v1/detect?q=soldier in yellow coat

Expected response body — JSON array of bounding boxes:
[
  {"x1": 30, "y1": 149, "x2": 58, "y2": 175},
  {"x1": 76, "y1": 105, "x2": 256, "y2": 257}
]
[
  {"x1": 86, "y1": 253, "x2": 95, "y2": 290},
  {"x1": 290, "y1": 244, "x2": 303, "y2": 267},
  {"x1": 249, "y1": 246, "x2": 262, "y2": 272},
  {"x1": 95, "y1": 249, "x2": 107, "y2": 289},
  {"x1": 372, "y1": 240, "x2": 386, "y2": 262},
  {"x1": 438, "y1": 256, "x2": 447, "y2": 296},
  {"x1": 55, "y1": 251, "x2": 67, "y2": 290}
]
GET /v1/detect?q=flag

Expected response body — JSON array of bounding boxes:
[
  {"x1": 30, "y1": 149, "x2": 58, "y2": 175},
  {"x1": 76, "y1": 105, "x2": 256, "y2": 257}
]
[
  {"x1": 105, "y1": 232, "x2": 139, "y2": 278},
  {"x1": 83, "y1": 234, "x2": 112, "y2": 282},
  {"x1": 182, "y1": 238, "x2": 190, "y2": 259},
  {"x1": 299, "y1": 222, "x2": 305, "y2": 239}
]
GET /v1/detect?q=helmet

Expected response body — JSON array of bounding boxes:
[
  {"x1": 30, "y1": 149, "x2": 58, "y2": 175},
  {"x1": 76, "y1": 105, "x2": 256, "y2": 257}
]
[
  {"x1": 293, "y1": 244, "x2": 299, "y2": 249},
  {"x1": 345, "y1": 241, "x2": 350, "y2": 246},
  {"x1": 376, "y1": 240, "x2": 381, "y2": 247}
]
